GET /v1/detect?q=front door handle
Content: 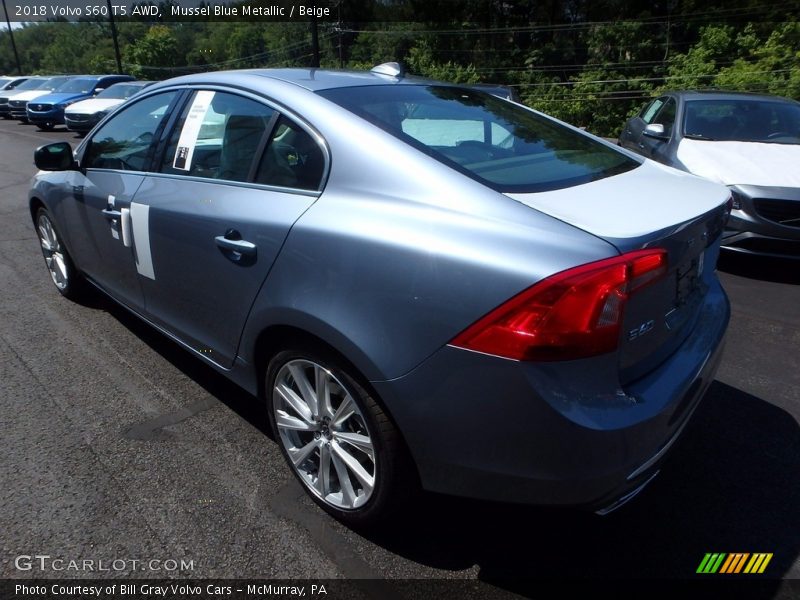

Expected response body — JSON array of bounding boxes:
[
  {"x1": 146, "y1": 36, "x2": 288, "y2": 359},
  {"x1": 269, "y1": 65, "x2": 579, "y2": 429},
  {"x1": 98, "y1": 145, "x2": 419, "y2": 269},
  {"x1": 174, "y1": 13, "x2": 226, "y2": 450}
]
[
  {"x1": 102, "y1": 208, "x2": 122, "y2": 219},
  {"x1": 215, "y1": 234, "x2": 256, "y2": 256}
]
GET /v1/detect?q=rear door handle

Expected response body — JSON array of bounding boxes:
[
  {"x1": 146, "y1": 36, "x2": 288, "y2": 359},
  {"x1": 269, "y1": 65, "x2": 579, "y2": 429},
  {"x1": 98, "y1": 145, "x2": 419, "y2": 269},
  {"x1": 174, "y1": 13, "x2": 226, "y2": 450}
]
[{"x1": 215, "y1": 235, "x2": 256, "y2": 256}]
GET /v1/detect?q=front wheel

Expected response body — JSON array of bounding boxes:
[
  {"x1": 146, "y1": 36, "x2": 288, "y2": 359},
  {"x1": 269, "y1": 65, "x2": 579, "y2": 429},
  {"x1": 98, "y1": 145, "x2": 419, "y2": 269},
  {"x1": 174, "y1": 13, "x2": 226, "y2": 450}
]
[
  {"x1": 35, "y1": 208, "x2": 87, "y2": 300},
  {"x1": 266, "y1": 348, "x2": 413, "y2": 526}
]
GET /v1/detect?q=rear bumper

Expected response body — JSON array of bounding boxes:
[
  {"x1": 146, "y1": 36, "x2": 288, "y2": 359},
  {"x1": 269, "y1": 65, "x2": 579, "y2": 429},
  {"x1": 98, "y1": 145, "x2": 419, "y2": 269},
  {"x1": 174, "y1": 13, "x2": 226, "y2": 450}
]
[{"x1": 373, "y1": 278, "x2": 729, "y2": 508}]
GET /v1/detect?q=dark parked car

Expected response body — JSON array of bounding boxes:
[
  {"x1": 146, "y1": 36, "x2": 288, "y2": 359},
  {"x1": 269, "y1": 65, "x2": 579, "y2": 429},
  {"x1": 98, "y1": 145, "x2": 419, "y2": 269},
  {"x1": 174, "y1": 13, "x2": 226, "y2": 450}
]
[
  {"x1": 26, "y1": 74, "x2": 135, "y2": 131},
  {"x1": 620, "y1": 91, "x2": 800, "y2": 258},
  {"x1": 31, "y1": 67, "x2": 730, "y2": 525}
]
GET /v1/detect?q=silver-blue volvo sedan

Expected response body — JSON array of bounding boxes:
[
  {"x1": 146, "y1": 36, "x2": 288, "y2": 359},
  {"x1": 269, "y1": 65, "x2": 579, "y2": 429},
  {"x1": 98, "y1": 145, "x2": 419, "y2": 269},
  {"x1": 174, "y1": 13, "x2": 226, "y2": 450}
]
[{"x1": 30, "y1": 65, "x2": 731, "y2": 525}]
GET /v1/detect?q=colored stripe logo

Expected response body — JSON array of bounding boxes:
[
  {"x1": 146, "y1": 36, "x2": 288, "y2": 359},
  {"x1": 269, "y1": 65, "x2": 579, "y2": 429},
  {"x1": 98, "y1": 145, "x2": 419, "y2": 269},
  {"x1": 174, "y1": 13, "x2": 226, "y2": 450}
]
[{"x1": 697, "y1": 553, "x2": 773, "y2": 574}]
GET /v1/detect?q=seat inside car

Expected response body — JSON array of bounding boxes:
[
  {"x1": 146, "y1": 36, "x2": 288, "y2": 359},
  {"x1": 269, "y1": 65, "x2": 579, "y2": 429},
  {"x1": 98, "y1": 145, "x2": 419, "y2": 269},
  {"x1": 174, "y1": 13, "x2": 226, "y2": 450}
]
[{"x1": 217, "y1": 114, "x2": 268, "y2": 182}]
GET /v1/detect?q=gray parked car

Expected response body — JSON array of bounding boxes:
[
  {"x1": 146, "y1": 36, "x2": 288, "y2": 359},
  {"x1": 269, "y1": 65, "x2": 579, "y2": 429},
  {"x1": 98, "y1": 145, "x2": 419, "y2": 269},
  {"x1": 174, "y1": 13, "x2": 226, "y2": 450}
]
[
  {"x1": 30, "y1": 67, "x2": 731, "y2": 525},
  {"x1": 620, "y1": 91, "x2": 800, "y2": 258}
]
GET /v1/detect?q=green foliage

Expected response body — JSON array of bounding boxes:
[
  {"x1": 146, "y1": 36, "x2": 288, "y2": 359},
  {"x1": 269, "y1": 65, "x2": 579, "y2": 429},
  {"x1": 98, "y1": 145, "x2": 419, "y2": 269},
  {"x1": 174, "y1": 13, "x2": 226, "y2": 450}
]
[
  {"x1": 0, "y1": 2, "x2": 797, "y2": 137},
  {"x1": 124, "y1": 25, "x2": 181, "y2": 78}
]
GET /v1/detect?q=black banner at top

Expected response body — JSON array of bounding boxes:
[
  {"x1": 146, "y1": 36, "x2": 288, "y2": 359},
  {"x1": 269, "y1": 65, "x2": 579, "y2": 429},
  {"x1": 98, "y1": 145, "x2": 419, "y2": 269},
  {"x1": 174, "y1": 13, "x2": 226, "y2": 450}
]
[{"x1": 0, "y1": 0, "x2": 469, "y2": 24}]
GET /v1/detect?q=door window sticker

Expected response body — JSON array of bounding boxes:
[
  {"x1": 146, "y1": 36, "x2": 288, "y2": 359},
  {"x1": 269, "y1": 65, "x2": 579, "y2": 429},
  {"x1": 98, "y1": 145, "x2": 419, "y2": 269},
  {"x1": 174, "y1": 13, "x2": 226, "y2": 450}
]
[
  {"x1": 173, "y1": 91, "x2": 216, "y2": 171},
  {"x1": 130, "y1": 202, "x2": 155, "y2": 280}
]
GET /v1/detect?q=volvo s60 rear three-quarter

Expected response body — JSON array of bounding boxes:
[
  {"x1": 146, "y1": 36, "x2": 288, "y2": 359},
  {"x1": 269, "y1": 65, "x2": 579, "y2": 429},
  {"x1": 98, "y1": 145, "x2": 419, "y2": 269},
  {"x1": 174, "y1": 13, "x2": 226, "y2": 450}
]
[{"x1": 29, "y1": 66, "x2": 731, "y2": 526}]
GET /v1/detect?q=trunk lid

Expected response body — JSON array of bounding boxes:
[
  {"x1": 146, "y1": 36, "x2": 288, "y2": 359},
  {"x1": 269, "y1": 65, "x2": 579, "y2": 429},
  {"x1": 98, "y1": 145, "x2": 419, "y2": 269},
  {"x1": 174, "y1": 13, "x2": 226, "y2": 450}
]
[{"x1": 507, "y1": 159, "x2": 730, "y2": 382}]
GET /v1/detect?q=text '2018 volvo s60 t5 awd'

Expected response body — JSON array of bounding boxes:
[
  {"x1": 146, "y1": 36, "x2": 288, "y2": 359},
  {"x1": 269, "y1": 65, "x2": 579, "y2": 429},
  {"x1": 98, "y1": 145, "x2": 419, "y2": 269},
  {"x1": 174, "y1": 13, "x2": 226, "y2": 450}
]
[{"x1": 30, "y1": 64, "x2": 731, "y2": 525}]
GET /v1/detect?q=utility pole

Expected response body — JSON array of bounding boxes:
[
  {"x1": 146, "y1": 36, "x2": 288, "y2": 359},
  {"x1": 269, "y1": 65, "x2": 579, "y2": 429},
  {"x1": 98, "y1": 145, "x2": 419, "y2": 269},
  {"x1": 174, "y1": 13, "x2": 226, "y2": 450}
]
[
  {"x1": 106, "y1": 0, "x2": 123, "y2": 73},
  {"x1": 2, "y1": 0, "x2": 22, "y2": 75}
]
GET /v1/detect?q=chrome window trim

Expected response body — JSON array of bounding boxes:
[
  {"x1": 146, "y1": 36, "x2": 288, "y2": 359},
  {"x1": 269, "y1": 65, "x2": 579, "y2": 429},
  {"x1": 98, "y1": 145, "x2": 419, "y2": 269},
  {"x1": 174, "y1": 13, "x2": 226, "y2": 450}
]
[{"x1": 108, "y1": 83, "x2": 332, "y2": 197}]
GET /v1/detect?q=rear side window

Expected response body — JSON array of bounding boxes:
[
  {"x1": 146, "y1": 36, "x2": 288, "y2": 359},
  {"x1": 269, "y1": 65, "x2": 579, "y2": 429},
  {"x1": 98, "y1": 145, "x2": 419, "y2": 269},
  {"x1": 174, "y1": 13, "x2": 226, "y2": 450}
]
[
  {"x1": 319, "y1": 85, "x2": 638, "y2": 193},
  {"x1": 160, "y1": 91, "x2": 276, "y2": 183},
  {"x1": 255, "y1": 116, "x2": 325, "y2": 191},
  {"x1": 85, "y1": 91, "x2": 178, "y2": 171}
]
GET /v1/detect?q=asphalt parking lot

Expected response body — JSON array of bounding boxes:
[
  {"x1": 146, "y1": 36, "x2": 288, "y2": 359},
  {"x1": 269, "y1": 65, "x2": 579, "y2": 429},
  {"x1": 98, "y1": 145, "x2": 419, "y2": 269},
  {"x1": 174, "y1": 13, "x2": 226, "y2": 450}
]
[{"x1": 0, "y1": 119, "x2": 798, "y2": 597}]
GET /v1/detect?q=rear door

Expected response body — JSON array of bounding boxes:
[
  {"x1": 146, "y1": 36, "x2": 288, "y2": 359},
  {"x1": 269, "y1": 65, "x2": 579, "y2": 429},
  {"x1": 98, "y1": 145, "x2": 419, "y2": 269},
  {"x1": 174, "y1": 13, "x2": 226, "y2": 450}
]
[{"x1": 133, "y1": 89, "x2": 327, "y2": 367}]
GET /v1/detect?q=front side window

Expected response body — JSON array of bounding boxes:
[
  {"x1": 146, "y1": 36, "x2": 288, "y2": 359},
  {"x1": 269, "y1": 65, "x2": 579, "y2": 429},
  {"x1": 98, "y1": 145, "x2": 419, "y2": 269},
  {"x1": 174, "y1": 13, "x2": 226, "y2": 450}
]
[
  {"x1": 653, "y1": 98, "x2": 677, "y2": 137},
  {"x1": 85, "y1": 91, "x2": 178, "y2": 171},
  {"x1": 641, "y1": 98, "x2": 666, "y2": 123},
  {"x1": 160, "y1": 91, "x2": 275, "y2": 183},
  {"x1": 319, "y1": 85, "x2": 638, "y2": 193}
]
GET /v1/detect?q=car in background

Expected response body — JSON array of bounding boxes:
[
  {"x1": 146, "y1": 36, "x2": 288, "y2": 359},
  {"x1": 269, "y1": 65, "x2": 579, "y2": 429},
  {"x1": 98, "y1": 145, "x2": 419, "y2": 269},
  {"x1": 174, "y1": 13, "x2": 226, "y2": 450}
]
[
  {"x1": 65, "y1": 81, "x2": 154, "y2": 133},
  {"x1": 26, "y1": 74, "x2": 135, "y2": 131},
  {"x1": 0, "y1": 76, "x2": 44, "y2": 118},
  {"x1": 0, "y1": 76, "x2": 28, "y2": 92},
  {"x1": 8, "y1": 76, "x2": 75, "y2": 122},
  {"x1": 30, "y1": 67, "x2": 730, "y2": 525},
  {"x1": 620, "y1": 91, "x2": 800, "y2": 258}
]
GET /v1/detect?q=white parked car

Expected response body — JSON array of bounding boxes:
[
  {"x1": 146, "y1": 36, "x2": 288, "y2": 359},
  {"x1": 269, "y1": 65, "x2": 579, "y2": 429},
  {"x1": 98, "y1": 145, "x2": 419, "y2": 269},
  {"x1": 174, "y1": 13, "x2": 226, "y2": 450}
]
[{"x1": 64, "y1": 80, "x2": 153, "y2": 133}]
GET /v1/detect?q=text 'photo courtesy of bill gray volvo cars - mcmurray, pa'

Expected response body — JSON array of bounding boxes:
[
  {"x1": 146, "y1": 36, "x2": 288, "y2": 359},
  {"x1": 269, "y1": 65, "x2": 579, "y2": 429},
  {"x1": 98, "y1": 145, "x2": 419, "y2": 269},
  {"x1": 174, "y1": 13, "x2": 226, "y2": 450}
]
[{"x1": 30, "y1": 64, "x2": 731, "y2": 526}]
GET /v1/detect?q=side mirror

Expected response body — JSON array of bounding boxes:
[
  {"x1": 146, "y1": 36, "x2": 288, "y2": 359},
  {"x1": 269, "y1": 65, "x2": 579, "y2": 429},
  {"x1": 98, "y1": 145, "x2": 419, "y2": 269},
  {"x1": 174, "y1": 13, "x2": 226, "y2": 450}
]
[
  {"x1": 643, "y1": 123, "x2": 669, "y2": 140},
  {"x1": 94, "y1": 88, "x2": 104, "y2": 95},
  {"x1": 34, "y1": 142, "x2": 77, "y2": 171}
]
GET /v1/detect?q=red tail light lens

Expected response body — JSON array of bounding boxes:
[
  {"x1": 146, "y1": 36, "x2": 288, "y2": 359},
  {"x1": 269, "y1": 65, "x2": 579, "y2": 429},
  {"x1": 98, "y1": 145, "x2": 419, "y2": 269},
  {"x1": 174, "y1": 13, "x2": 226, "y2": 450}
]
[{"x1": 450, "y1": 249, "x2": 668, "y2": 361}]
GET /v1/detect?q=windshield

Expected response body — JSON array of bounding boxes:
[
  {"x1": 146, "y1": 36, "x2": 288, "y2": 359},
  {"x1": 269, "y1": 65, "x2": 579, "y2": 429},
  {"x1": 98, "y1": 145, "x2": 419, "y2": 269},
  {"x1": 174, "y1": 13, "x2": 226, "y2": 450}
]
[
  {"x1": 54, "y1": 78, "x2": 97, "y2": 94},
  {"x1": 16, "y1": 78, "x2": 48, "y2": 91},
  {"x1": 96, "y1": 84, "x2": 143, "y2": 99},
  {"x1": 45, "y1": 77, "x2": 74, "y2": 91},
  {"x1": 684, "y1": 99, "x2": 800, "y2": 144},
  {"x1": 318, "y1": 85, "x2": 638, "y2": 193}
]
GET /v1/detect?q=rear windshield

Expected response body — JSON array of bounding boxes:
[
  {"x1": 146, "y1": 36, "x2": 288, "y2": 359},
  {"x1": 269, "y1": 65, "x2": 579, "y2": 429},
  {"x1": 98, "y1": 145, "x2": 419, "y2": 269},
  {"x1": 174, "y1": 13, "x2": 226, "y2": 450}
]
[{"x1": 318, "y1": 85, "x2": 639, "y2": 193}]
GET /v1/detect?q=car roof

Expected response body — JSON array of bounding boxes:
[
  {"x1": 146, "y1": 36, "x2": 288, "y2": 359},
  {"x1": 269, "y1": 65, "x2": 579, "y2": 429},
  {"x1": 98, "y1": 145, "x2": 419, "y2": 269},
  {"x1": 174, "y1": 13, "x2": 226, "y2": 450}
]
[
  {"x1": 159, "y1": 68, "x2": 439, "y2": 92},
  {"x1": 663, "y1": 90, "x2": 798, "y2": 104}
]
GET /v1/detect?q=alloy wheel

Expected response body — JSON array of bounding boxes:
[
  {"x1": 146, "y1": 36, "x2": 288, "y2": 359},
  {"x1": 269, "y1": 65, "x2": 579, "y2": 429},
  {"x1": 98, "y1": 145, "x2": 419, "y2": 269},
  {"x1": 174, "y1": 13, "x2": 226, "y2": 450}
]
[{"x1": 272, "y1": 359, "x2": 376, "y2": 510}]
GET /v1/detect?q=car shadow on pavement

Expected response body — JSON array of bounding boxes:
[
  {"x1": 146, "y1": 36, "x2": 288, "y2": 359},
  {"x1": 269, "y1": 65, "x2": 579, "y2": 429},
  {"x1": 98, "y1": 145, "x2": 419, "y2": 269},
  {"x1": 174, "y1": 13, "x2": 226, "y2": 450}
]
[
  {"x1": 93, "y1": 293, "x2": 273, "y2": 439},
  {"x1": 718, "y1": 252, "x2": 800, "y2": 285},
  {"x1": 88, "y1": 293, "x2": 798, "y2": 592},
  {"x1": 361, "y1": 380, "x2": 799, "y2": 593}
]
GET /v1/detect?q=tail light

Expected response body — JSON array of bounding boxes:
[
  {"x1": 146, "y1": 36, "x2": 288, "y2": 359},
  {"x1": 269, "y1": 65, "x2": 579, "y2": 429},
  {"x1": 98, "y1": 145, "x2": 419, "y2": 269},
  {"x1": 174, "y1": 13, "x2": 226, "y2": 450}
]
[{"x1": 450, "y1": 249, "x2": 668, "y2": 361}]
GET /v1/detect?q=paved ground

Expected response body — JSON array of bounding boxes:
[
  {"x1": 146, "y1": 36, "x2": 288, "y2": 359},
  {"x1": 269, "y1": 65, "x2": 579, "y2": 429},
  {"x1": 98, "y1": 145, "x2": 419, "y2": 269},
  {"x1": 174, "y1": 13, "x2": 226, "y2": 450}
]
[{"x1": 0, "y1": 119, "x2": 798, "y2": 597}]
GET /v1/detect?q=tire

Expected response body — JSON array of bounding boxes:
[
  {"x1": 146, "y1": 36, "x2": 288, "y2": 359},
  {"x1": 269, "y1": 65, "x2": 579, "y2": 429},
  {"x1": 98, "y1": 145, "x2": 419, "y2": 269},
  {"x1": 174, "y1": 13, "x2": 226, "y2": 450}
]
[
  {"x1": 34, "y1": 207, "x2": 87, "y2": 300},
  {"x1": 266, "y1": 346, "x2": 413, "y2": 527}
]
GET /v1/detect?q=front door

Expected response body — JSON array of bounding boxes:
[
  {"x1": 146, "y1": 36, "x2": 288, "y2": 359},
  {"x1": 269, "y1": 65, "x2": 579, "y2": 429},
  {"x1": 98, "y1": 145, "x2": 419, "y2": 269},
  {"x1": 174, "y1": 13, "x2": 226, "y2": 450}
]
[
  {"x1": 134, "y1": 90, "x2": 326, "y2": 367},
  {"x1": 63, "y1": 91, "x2": 182, "y2": 309}
]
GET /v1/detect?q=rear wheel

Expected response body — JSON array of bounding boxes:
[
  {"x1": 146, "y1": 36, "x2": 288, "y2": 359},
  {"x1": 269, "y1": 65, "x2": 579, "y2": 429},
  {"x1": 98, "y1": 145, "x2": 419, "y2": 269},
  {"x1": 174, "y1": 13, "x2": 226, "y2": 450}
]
[
  {"x1": 35, "y1": 208, "x2": 86, "y2": 300},
  {"x1": 266, "y1": 347, "x2": 412, "y2": 526}
]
